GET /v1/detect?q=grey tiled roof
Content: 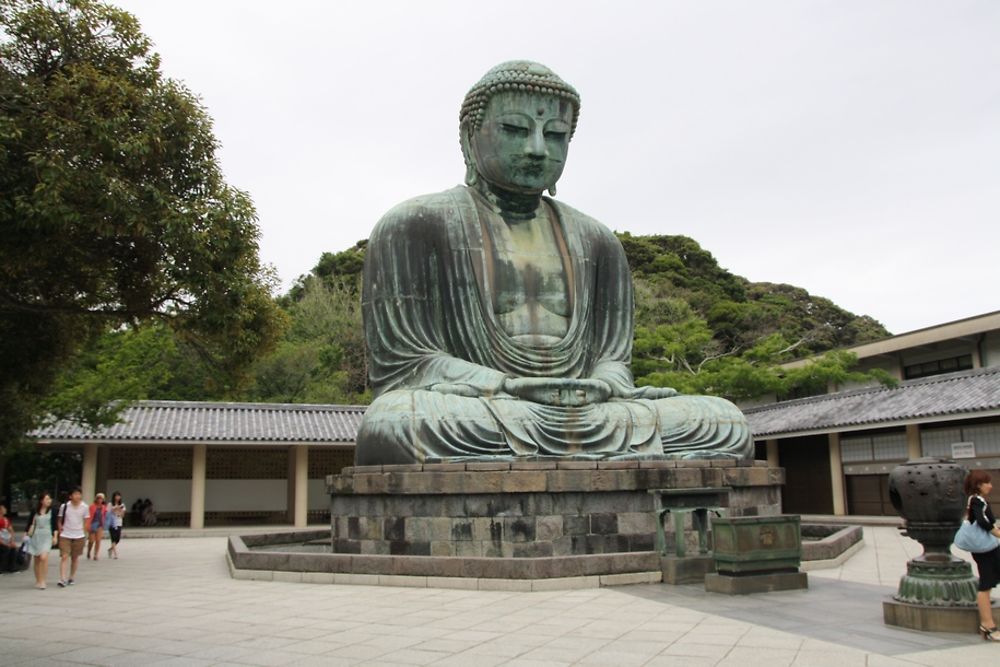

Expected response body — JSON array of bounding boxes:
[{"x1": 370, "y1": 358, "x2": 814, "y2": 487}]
[
  {"x1": 745, "y1": 367, "x2": 1000, "y2": 438},
  {"x1": 31, "y1": 400, "x2": 366, "y2": 444}
]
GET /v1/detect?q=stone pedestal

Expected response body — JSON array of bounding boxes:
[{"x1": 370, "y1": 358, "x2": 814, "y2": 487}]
[
  {"x1": 892, "y1": 555, "x2": 978, "y2": 607},
  {"x1": 883, "y1": 599, "x2": 1000, "y2": 633},
  {"x1": 661, "y1": 555, "x2": 716, "y2": 584},
  {"x1": 705, "y1": 571, "x2": 808, "y2": 594},
  {"x1": 327, "y1": 460, "x2": 782, "y2": 579}
]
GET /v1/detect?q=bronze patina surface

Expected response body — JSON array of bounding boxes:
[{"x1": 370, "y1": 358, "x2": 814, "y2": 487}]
[{"x1": 356, "y1": 61, "x2": 752, "y2": 464}]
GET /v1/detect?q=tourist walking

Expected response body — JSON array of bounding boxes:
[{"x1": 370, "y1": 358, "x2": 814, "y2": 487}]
[
  {"x1": 57, "y1": 487, "x2": 90, "y2": 587},
  {"x1": 86, "y1": 493, "x2": 106, "y2": 560},
  {"x1": 961, "y1": 470, "x2": 1000, "y2": 641},
  {"x1": 0, "y1": 503, "x2": 18, "y2": 573},
  {"x1": 26, "y1": 492, "x2": 56, "y2": 589},
  {"x1": 106, "y1": 492, "x2": 125, "y2": 559}
]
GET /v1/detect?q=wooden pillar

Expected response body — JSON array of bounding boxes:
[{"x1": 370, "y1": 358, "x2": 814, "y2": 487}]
[
  {"x1": 906, "y1": 424, "x2": 922, "y2": 460},
  {"x1": 286, "y1": 448, "x2": 296, "y2": 523},
  {"x1": 81, "y1": 443, "x2": 99, "y2": 502},
  {"x1": 96, "y1": 445, "x2": 110, "y2": 497},
  {"x1": 828, "y1": 433, "x2": 847, "y2": 516},
  {"x1": 766, "y1": 439, "x2": 780, "y2": 468},
  {"x1": 293, "y1": 445, "x2": 309, "y2": 528},
  {"x1": 190, "y1": 444, "x2": 206, "y2": 529}
]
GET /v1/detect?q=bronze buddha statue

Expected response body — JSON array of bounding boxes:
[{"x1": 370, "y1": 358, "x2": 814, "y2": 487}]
[{"x1": 355, "y1": 61, "x2": 752, "y2": 464}]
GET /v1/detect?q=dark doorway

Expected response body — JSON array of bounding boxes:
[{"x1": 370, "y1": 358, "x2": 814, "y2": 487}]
[
  {"x1": 845, "y1": 474, "x2": 894, "y2": 515},
  {"x1": 778, "y1": 435, "x2": 833, "y2": 514}
]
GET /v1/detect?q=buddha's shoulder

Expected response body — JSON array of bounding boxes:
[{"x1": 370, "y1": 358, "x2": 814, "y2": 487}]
[
  {"x1": 547, "y1": 198, "x2": 619, "y2": 244},
  {"x1": 372, "y1": 186, "x2": 470, "y2": 234}
]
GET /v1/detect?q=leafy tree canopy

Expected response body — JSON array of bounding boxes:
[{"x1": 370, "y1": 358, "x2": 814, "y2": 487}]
[
  {"x1": 0, "y1": 0, "x2": 285, "y2": 450},
  {"x1": 621, "y1": 233, "x2": 894, "y2": 400}
]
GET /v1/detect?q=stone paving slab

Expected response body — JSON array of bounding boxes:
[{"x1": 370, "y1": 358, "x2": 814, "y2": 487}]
[{"x1": 0, "y1": 526, "x2": 996, "y2": 665}]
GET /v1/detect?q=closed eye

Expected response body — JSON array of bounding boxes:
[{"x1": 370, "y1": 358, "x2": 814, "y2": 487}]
[
  {"x1": 544, "y1": 131, "x2": 567, "y2": 141},
  {"x1": 501, "y1": 123, "x2": 530, "y2": 137}
]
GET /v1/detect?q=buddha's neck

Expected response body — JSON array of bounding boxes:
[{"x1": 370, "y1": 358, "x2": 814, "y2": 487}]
[{"x1": 475, "y1": 182, "x2": 542, "y2": 222}]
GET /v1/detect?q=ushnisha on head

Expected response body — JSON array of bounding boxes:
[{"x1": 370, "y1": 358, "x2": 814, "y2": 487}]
[{"x1": 460, "y1": 61, "x2": 581, "y2": 196}]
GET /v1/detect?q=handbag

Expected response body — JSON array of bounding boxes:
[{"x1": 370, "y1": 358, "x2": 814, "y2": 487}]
[
  {"x1": 955, "y1": 520, "x2": 997, "y2": 553},
  {"x1": 16, "y1": 539, "x2": 31, "y2": 569}
]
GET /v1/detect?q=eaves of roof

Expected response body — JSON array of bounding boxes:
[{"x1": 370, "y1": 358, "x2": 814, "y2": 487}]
[
  {"x1": 30, "y1": 400, "x2": 367, "y2": 445},
  {"x1": 744, "y1": 367, "x2": 1000, "y2": 440}
]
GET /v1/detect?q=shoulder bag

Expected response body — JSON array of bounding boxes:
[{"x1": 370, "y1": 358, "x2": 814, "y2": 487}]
[{"x1": 955, "y1": 496, "x2": 1000, "y2": 553}]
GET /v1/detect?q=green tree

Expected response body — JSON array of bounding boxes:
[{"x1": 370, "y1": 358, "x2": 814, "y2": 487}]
[
  {"x1": 0, "y1": 0, "x2": 284, "y2": 451},
  {"x1": 249, "y1": 280, "x2": 368, "y2": 404},
  {"x1": 624, "y1": 233, "x2": 894, "y2": 401}
]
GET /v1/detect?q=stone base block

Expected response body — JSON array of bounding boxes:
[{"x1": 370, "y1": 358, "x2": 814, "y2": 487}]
[
  {"x1": 328, "y1": 461, "x2": 783, "y2": 559},
  {"x1": 704, "y1": 570, "x2": 807, "y2": 595},
  {"x1": 661, "y1": 555, "x2": 715, "y2": 584},
  {"x1": 883, "y1": 599, "x2": 998, "y2": 633}
]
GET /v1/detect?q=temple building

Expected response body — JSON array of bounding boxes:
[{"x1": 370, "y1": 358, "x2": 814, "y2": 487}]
[
  {"x1": 744, "y1": 310, "x2": 1000, "y2": 515},
  {"x1": 28, "y1": 310, "x2": 1000, "y2": 524},
  {"x1": 31, "y1": 402, "x2": 362, "y2": 527}
]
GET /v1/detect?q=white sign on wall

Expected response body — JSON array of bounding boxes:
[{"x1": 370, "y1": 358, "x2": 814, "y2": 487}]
[{"x1": 952, "y1": 442, "x2": 976, "y2": 459}]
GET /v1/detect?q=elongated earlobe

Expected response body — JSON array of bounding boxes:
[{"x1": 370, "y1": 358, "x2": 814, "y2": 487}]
[{"x1": 548, "y1": 184, "x2": 557, "y2": 196}]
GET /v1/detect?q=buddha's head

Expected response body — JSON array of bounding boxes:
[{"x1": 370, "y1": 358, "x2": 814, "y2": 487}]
[{"x1": 460, "y1": 61, "x2": 580, "y2": 196}]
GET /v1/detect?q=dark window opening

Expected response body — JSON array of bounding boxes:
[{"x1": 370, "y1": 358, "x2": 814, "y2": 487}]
[{"x1": 904, "y1": 354, "x2": 973, "y2": 380}]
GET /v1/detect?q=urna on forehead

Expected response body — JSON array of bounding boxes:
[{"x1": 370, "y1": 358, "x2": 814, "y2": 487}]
[{"x1": 460, "y1": 60, "x2": 581, "y2": 138}]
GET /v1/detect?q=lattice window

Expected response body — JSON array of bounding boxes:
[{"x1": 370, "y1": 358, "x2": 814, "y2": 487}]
[
  {"x1": 206, "y1": 448, "x2": 286, "y2": 479},
  {"x1": 871, "y1": 432, "x2": 907, "y2": 461},
  {"x1": 109, "y1": 447, "x2": 192, "y2": 479},
  {"x1": 840, "y1": 436, "x2": 873, "y2": 462},
  {"x1": 921, "y1": 428, "x2": 963, "y2": 458},
  {"x1": 963, "y1": 422, "x2": 1000, "y2": 456},
  {"x1": 309, "y1": 448, "x2": 353, "y2": 478}
]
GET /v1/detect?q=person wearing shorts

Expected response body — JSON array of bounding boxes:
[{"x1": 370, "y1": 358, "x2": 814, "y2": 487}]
[{"x1": 57, "y1": 487, "x2": 90, "y2": 587}]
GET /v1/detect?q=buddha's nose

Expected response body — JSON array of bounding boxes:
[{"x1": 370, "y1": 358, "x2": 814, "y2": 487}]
[{"x1": 525, "y1": 128, "x2": 547, "y2": 157}]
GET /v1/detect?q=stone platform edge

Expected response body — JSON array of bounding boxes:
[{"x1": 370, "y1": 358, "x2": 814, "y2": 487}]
[
  {"x1": 337, "y1": 459, "x2": 766, "y2": 473},
  {"x1": 229, "y1": 532, "x2": 662, "y2": 580},
  {"x1": 225, "y1": 550, "x2": 661, "y2": 591},
  {"x1": 326, "y1": 459, "x2": 780, "y2": 495}
]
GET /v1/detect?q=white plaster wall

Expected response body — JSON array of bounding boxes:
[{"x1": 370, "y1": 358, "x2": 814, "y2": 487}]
[
  {"x1": 106, "y1": 479, "x2": 290, "y2": 512},
  {"x1": 854, "y1": 356, "x2": 902, "y2": 382},
  {"x1": 205, "y1": 480, "x2": 287, "y2": 512},
  {"x1": 984, "y1": 331, "x2": 1000, "y2": 368},
  {"x1": 308, "y1": 479, "x2": 328, "y2": 511},
  {"x1": 106, "y1": 479, "x2": 191, "y2": 512},
  {"x1": 900, "y1": 342, "x2": 974, "y2": 367}
]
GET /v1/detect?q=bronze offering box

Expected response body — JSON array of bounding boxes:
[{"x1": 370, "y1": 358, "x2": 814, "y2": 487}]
[{"x1": 711, "y1": 514, "x2": 802, "y2": 575}]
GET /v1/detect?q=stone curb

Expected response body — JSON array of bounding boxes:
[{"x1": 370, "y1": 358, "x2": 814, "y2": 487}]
[{"x1": 225, "y1": 550, "x2": 662, "y2": 590}]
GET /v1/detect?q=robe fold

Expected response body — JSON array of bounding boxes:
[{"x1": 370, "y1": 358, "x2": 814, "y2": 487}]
[{"x1": 356, "y1": 186, "x2": 752, "y2": 464}]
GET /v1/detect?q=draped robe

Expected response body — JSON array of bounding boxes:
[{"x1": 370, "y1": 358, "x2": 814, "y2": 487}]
[{"x1": 355, "y1": 186, "x2": 751, "y2": 464}]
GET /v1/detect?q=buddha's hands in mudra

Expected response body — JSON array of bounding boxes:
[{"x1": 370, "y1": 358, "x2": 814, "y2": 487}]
[{"x1": 502, "y1": 377, "x2": 611, "y2": 407}]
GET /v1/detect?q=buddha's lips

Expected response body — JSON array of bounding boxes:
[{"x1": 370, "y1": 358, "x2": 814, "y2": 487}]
[{"x1": 515, "y1": 162, "x2": 546, "y2": 177}]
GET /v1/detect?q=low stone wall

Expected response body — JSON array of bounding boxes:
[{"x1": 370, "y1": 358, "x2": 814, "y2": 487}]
[
  {"x1": 801, "y1": 524, "x2": 864, "y2": 562},
  {"x1": 327, "y1": 460, "x2": 782, "y2": 558}
]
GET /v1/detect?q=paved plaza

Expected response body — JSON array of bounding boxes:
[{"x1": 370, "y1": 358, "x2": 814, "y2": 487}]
[{"x1": 0, "y1": 526, "x2": 997, "y2": 666}]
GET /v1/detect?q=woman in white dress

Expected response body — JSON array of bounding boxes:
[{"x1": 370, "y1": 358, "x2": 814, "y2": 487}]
[{"x1": 26, "y1": 492, "x2": 55, "y2": 589}]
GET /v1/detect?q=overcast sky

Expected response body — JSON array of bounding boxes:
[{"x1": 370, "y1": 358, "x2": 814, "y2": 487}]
[{"x1": 115, "y1": 0, "x2": 999, "y2": 335}]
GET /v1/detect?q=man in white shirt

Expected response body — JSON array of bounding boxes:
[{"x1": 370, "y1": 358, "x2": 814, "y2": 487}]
[{"x1": 57, "y1": 487, "x2": 90, "y2": 587}]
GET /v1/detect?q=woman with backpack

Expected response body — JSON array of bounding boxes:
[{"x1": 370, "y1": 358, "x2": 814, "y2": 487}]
[
  {"x1": 86, "y1": 492, "x2": 106, "y2": 560},
  {"x1": 26, "y1": 492, "x2": 55, "y2": 589}
]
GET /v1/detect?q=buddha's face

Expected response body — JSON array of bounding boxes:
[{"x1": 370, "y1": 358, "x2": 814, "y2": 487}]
[{"x1": 469, "y1": 91, "x2": 573, "y2": 194}]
